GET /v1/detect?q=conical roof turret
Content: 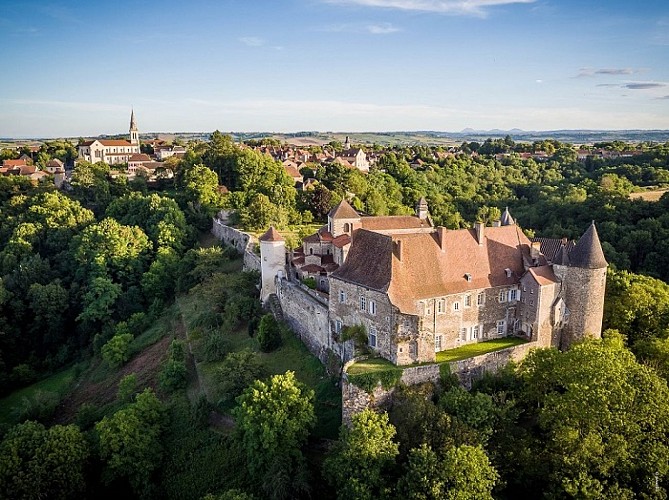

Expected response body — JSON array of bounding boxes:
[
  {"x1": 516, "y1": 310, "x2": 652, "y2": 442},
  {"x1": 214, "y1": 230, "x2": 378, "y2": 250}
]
[
  {"x1": 500, "y1": 207, "x2": 515, "y2": 226},
  {"x1": 569, "y1": 222, "x2": 607, "y2": 269}
]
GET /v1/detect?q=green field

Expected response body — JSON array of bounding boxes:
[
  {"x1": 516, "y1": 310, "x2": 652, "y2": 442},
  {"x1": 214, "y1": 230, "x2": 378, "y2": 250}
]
[{"x1": 436, "y1": 337, "x2": 528, "y2": 363}]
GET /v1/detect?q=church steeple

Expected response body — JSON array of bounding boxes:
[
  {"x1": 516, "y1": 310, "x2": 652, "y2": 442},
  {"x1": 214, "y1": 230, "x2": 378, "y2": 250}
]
[{"x1": 129, "y1": 109, "x2": 139, "y2": 147}]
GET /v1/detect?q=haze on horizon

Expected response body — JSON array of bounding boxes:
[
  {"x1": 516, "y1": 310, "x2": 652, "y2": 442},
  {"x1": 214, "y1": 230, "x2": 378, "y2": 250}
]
[{"x1": 1, "y1": 0, "x2": 668, "y2": 138}]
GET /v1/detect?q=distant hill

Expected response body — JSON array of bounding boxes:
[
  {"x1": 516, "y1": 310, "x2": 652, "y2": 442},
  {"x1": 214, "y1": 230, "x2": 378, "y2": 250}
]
[{"x1": 3, "y1": 129, "x2": 669, "y2": 147}]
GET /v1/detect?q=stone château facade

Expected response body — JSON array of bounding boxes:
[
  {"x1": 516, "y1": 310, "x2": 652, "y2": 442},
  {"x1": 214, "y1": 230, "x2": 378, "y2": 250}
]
[{"x1": 261, "y1": 199, "x2": 607, "y2": 366}]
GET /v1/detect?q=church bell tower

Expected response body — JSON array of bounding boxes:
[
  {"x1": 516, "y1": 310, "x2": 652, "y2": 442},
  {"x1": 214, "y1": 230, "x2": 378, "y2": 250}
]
[{"x1": 129, "y1": 109, "x2": 139, "y2": 149}]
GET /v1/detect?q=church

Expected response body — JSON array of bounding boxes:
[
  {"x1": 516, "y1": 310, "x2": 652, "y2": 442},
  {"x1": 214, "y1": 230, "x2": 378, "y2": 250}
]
[
  {"x1": 77, "y1": 110, "x2": 141, "y2": 165},
  {"x1": 260, "y1": 199, "x2": 607, "y2": 366}
]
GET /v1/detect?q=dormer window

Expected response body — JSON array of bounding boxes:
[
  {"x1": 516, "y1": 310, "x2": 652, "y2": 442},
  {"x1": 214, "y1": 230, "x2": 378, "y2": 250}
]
[
  {"x1": 464, "y1": 273, "x2": 472, "y2": 282},
  {"x1": 505, "y1": 268, "x2": 512, "y2": 278}
]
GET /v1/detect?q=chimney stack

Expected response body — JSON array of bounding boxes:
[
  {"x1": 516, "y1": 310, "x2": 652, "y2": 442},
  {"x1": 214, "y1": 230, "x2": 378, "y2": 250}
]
[
  {"x1": 475, "y1": 222, "x2": 485, "y2": 246},
  {"x1": 437, "y1": 227, "x2": 447, "y2": 251},
  {"x1": 531, "y1": 241, "x2": 542, "y2": 261},
  {"x1": 394, "y1": 240, "x2": 403, "y2": 261}
]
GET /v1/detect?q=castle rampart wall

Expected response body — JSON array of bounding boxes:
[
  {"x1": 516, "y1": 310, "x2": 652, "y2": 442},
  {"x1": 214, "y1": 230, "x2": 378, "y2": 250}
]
[
  {"x1": 211, "y1": 216, "x2": 261, "y2": 272},
  {"x1": 276, "y1": 278, "x2": 332, "y2": 364}
]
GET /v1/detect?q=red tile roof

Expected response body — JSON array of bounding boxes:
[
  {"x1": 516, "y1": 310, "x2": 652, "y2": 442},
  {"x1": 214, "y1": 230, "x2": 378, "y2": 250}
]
[
  {"x1": 259, "y1": 226, "x2": 284, "y2": 242},
  {"x1": 333, "y1": 225, "x2": 532, "y2": 314}
]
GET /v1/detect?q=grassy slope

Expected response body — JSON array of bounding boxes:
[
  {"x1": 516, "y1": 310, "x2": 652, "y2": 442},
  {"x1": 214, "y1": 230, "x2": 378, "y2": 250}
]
[{"x1": 0, "y1": 365, "x2": 80, "y2": 425}]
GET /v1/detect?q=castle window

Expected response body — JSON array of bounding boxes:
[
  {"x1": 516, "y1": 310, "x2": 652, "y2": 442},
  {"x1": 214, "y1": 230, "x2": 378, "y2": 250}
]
[
  {"x1": 509, "y1": 289, "x2": 519, "y2": 301},
  {"x1": 435, "y1": 335, "x2": 442, "y2": 351},
  {"x1": 453, "y1": 301, "x2": 460, "y2": 311},
  {"x1": 477, "y1": 293, "x2": 485, "y2": 306},
  {"x1": 424, "y1": 302, "x2": 432, "y2": 316},
  {"x1": 339, "y1": 290, "x2": 346, "y2": 303},
  {"x1": 460, "y1": 328, "x2": 467, "y2": 340},
  {"x1": 369, "y1": 327, "x2": 377, "y2": 348},
  {"x1": 497, "y1": 320, "x2": 506, "y2": 335},
  {"x1": 334, "y1": 320, "x2": 342, "y2": 334},
  {"x1": 309, "y1": 248, "x2": 313, "y2": 255},
  {"x1": 437, "y1": 299, "x2": 445, "y2": 313},
  {"x1": 344, "y1": 223, "x2": 350, "y2": 232},
  {"x1": 472, "y1": 325, "x2": 479, "y2": 339},
  {"x1": 409, "y1": 342, "x2": 417, "y2": 355},
  {"x1": 498, "y1": 290, "x2": 507, "y2": 303},
  {"x1": 464, "y1": 295, "x2": 472, "y2": 307},
  {"x1": 369, "y1": 301, "x2": 377, "y2": 315},
  {"x1": 360, "y1": 296, "x2": 366, "y2": 311}
]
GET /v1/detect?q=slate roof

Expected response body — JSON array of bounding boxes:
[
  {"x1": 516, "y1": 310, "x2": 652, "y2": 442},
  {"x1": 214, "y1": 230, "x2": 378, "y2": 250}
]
[
  {"x1": 500, "y1": 207, "x2": 515, "y2": 226},
  {"x1": 333, "y1": 224, "x2": 531, "y2": 314},
  {"x1": 569, "y1": 223, "x2": 608, "y2": 269},
  {"x1": 532, "y1": 237, "x2": 574, "y2": 263}
]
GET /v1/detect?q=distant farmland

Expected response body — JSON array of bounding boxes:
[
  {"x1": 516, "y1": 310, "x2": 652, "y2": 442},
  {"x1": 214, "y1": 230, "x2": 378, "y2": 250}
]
[{"x1": 630, "y1": 188, "x2": 669, "y2": 202}]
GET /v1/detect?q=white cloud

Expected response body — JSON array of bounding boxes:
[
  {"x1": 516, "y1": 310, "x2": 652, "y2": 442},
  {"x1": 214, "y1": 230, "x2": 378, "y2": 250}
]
[
  {"x1": 318, "y1": 22, "x2": 401, "y2": 34},
  {"x1": 321, "y1": 0, "x2": 535, "y2": 16},
  {"x1": 239, "y1": 36, "x2": 264, "y2": 47}
]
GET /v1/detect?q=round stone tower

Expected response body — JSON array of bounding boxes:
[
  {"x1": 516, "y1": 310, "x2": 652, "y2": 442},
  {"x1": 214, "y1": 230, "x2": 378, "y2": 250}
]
[
  {"x1": 259, "y1": 226, "x2": 286, "y2": 303},
  {"x1": 559, "y1": 222, "x2": 608, "y2": 349}
]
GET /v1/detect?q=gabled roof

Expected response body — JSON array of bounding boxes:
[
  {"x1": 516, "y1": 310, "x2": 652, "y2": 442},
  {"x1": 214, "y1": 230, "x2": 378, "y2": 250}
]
[
  {"x1": 361, "y1": 215, "x2": 431, "y2": 231},
  {"x1": 333, "y1": 224, "x2": 532, "y2": 314},
  {"x1": 2, "y1": 159, "x2": 27, "y2": 167},
  {"x1": 128, "y1": 153, "x2": 152, "y2": 162},
  {"x1": 525, "y1": 266, "x2": 558, "y2": 286},
  {"x1": 328, "y1": 199, "x2": 359, "y2": 220},
  {"x1": 259, "y1": 226, "x2": 284, "y2": 242},
  {"x1": 569, "y1": 222, "x2": 607, "y2": 269}
]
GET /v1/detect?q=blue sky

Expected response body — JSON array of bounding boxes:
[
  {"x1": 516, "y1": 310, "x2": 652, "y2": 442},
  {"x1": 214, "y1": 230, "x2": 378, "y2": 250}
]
[{"x1": 1, "y1": 0, "x2": 668, "y2": 137}]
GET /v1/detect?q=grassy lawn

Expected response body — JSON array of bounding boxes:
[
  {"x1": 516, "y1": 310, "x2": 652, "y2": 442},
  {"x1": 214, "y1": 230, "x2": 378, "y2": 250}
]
[
  {"x1": 346, "y1": 357, "x2": 398, "y2": 375},
  {"x1": 0, "y1": 365, "x2": 80, "y2": 425},
  {"x1": 436, "y1": 336, "x2": 528, "y2": 363}
]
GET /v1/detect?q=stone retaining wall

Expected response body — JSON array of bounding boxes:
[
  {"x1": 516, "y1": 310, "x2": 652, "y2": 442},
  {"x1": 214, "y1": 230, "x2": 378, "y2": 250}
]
[
  {"x1": 447, "y1": 341, "x2": 537, "y2": 388},
  {"x1": 342, "y1": 363, "x2": 441, "y2": 424},
  {"x1": 342, "y1": 342, "x2": 538, "y2": 423}
]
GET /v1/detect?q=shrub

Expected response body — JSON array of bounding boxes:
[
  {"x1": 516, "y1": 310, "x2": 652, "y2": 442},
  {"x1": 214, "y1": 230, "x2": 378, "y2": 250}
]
[
  {"x1": 257, "y1": 314, "x2": 282, "y2": 353},
  {"x1": 302, "y1": 277, "x2": 316, "y2": 290},
  {"x1": 11, "y1": 390, "x2": 60, "y2": 423},
  {"x1": 216, "y1": 349, "x2": 265, "y2": 403},
  {"x1": 160, "y1": 359, "x2": 188, "y2": 392},
  {"x1": 101, "y1": 333, "x2": 133, "y2": 368},
  {"x1": 202, "y1": 330, "x2": 229, "y2": 362},
  {"x1": 117, "y1": 373, "x2": 138, "y2": 403},
  {"x1": 75, "y1": 403, "x2": 101, "y2": 429}
]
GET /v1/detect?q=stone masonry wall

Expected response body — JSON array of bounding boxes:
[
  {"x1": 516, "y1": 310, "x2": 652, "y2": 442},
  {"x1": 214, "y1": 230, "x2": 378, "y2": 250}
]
[
  {"x1": 342, "y1": 342, "x2": 538, "y2": 422},
  {"x1": 276, "y1": 278, "x2": 332, "y2": 364},
  {"x1": 448, "y1": 341, "x2": 537, "y2": 389},
  {"x1": 341, "y1": 364, "x2": 441, "y2": 425},
  {"x1": 211, "y1": 217, "x2": 261, "y2": 272}
]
